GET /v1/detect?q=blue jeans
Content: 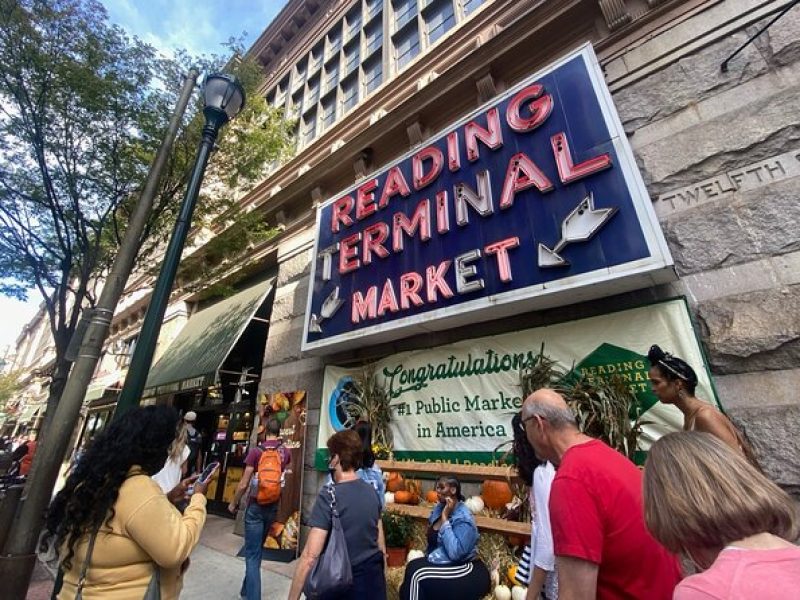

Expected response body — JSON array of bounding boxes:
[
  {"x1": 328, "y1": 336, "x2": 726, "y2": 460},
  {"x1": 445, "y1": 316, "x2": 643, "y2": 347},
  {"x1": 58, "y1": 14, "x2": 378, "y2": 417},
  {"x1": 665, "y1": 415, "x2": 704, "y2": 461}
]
[{"x1": 241, "y1": 500, "x2": 278, "y2": 600}]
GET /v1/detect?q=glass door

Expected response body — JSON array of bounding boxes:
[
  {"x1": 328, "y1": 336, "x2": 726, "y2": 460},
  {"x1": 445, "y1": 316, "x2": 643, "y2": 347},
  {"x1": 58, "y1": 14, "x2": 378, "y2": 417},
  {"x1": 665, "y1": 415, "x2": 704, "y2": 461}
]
[{"x1": 205, "y1": 407, "x2": 254, "y2": 515}]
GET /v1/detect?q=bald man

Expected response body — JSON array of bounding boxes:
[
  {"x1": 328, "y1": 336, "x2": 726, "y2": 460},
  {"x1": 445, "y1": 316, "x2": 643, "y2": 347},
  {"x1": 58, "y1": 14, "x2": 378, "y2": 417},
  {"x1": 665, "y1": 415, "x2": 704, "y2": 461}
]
[{"x1": 521, "y1": 389, "x2": 680, "y2": 600}]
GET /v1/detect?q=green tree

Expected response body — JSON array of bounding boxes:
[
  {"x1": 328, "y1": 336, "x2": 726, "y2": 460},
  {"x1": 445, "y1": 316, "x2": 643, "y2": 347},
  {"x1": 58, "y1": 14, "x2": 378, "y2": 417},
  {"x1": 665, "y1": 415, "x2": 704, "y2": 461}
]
[
  {"x1": 0, "y1": 0, "x2": 294, "y2": 429},
  {"x1": 0, "y1": 371, "x2": 22, "y2": 413}
]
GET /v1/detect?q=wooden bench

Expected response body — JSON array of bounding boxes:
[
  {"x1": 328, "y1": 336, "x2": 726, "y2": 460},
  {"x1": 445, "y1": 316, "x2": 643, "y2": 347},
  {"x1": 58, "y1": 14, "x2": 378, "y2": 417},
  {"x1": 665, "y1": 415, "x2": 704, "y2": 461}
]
[{"x1": 376, "y1": 459, "x2": 530, "y2": 536}]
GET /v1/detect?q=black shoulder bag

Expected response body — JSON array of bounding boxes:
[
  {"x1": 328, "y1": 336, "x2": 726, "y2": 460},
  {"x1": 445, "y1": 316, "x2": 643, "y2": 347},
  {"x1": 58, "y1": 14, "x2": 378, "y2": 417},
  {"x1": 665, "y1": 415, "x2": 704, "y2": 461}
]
[{"x1": 303, "y1": 484, "x2": 353, "y2": 598}]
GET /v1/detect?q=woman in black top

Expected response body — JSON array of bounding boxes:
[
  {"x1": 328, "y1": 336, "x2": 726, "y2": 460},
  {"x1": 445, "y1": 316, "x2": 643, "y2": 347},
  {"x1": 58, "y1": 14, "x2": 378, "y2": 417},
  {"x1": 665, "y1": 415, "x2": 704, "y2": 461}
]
[{"x1": 288, "y1": 429, "x2": 387, "y2": 600}]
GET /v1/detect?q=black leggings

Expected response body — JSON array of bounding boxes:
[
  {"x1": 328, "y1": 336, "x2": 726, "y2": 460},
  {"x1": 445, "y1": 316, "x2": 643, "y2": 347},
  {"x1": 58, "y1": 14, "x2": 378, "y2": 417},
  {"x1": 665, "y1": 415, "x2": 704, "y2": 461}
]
[{"x1": 400, "y1": 557, "x2": 490, "y2": 600}]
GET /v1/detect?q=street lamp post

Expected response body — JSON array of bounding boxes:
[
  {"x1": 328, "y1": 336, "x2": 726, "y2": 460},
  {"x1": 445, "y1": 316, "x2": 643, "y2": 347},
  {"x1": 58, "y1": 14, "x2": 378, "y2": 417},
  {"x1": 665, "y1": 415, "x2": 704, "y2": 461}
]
[{"x1": 115, "y1": 73, "x2": 245, "y2": 416}]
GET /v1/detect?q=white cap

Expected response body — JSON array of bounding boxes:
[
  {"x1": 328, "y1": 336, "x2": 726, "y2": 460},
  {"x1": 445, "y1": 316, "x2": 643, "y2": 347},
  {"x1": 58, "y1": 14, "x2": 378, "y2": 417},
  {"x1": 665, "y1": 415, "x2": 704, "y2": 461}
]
[{"x1": 184, "y1": 411, "x2": 197, "y2": 422}]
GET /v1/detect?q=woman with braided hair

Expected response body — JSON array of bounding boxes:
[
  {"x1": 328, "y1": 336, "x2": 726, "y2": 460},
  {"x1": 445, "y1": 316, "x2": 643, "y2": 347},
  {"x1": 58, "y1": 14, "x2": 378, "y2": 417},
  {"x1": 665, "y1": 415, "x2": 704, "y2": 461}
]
[{"x1": 647, "y1": 344, "x2": 758, "y2": 467}]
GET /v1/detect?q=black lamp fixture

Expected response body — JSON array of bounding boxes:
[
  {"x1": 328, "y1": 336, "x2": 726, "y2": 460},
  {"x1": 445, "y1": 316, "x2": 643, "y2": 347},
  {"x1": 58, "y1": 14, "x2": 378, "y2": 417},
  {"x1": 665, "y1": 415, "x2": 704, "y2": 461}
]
[
  {"x1": 116, "y1": 72, "x2": 246, "y2": 416},
  {"x1": 202, "y1": 73, "x2": 246, "y2": 129}
]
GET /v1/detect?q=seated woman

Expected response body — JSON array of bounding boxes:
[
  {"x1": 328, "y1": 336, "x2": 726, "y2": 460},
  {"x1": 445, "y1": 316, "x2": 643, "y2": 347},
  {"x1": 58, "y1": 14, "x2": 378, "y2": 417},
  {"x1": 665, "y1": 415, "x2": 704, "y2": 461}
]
[
  {"x1": 647, "y1": 344, "x2": 759, "y2": 467},
  {"x1": 644, "y1": 431, "x2": 800, "y2": 599},
  {"x1": 400, "y1": 476, "x2": 490, "y2": 600}
]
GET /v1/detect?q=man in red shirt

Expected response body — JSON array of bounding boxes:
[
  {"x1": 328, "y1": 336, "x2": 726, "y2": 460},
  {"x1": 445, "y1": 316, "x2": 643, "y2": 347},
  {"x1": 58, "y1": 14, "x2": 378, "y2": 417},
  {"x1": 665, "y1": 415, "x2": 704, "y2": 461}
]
[{"x1": 522, "y1": 389, "x2": 681, "y2": 599}]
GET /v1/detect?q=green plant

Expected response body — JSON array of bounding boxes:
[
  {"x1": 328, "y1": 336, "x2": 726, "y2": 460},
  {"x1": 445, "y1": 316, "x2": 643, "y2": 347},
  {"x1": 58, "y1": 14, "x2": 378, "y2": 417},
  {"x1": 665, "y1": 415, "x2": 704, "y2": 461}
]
[
  {"x1": 519, "y1": 346, "x2": 647, "y2": 461},
  {"x1": 345, "y1": 364, "x2": 393, "y2": 450},
  {"x1": 382, "y1": 511, "x2": 415, "y2": 548}
]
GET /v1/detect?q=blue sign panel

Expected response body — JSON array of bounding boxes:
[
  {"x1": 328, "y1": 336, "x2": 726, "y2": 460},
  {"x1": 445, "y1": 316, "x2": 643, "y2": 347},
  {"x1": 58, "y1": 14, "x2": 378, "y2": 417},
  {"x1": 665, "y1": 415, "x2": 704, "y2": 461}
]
[{"x1": 303, "y1": 45, "x2": 674, "y2": 353}]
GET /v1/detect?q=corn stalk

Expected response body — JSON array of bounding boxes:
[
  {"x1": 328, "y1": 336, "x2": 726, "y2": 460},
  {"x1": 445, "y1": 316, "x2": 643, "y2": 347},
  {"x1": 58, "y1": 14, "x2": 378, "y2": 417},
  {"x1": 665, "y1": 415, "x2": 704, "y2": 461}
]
[{"x1": 344, "y1": 363, "x2": 394, "y2": 449}]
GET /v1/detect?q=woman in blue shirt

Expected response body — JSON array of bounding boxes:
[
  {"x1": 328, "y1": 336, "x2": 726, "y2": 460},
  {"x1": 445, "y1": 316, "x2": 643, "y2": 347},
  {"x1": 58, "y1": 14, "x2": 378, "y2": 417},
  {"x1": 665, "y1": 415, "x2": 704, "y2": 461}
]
[{"x1": 400, "y1": 476, "x2": 490, "y2": 600}]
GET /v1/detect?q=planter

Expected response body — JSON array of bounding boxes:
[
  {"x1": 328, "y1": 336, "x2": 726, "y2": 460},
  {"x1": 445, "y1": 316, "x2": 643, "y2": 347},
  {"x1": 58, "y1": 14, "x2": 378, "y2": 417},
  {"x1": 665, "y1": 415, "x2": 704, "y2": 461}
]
[{"x1": 386, "y1": 546, "x2": 408, "y2": 567}]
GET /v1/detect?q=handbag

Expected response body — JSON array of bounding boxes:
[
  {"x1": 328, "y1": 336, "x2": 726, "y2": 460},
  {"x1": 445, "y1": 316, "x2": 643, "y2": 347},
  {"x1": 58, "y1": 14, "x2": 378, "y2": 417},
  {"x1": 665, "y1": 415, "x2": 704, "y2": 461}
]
[
  {"x1": 303, "y1": 484, "x2": 353, "y2": 599},
  {"x1": 74, "y1": 528, "x2": 161, "y2": 600}
]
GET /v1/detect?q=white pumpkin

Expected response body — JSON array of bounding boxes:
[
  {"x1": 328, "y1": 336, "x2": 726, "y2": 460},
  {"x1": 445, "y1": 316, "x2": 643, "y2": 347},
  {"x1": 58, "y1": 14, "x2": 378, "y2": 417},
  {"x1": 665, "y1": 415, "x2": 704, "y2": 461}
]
[
  {"x1": 465, "y1": 495, "x2": 484, "y2": 514},
  {"x1": 406, "y1": 549, "x2": 425, "y2": 563},
  {"x1": 384, "y1": 492, "x2": 395, "y2": 505},
  {"x1": 511, "y1": 585, "x2": 527, "y2": 600},
  {"x1": 494, "y1": 584, "x2": 511, "y2": 600}
]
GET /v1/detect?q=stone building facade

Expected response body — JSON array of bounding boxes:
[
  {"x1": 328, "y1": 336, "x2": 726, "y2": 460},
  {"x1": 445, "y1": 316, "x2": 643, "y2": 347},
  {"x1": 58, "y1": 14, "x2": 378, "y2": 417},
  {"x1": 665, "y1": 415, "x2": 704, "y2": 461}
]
[{"x1": 241, "y1": 0, "x2": 800, "y2": 526}]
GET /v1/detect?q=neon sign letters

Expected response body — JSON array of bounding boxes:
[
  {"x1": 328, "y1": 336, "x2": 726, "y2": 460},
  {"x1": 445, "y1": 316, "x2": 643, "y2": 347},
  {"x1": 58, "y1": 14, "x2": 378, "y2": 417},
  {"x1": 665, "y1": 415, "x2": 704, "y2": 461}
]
[{"x1": 303, "y1": 45, "x2": 674, "y2": 353}]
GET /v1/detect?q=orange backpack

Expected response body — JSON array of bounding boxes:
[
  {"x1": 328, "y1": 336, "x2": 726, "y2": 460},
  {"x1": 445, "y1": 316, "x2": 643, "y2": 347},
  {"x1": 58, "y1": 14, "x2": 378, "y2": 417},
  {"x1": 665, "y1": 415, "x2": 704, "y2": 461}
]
[{"x1": 256, "y1": 444, "x2": 283, "y2": 505}]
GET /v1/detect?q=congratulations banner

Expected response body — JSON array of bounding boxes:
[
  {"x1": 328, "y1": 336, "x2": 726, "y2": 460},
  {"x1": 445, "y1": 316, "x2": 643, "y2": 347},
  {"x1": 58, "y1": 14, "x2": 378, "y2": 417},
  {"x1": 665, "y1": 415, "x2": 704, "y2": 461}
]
[{"x1": 315, "y1": 298, "x2": 716, "y2": 467}]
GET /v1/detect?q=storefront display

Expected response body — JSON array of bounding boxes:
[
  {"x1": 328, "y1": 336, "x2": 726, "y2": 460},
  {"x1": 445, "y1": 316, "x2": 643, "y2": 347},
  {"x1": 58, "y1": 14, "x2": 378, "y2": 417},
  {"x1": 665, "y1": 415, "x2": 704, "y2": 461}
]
[
  {"x1": 317, "y1": 298, "x2": 716, "y2": 467},
  {"x1": 261, "y1": 390, "x2": 308, "y2": 561}
]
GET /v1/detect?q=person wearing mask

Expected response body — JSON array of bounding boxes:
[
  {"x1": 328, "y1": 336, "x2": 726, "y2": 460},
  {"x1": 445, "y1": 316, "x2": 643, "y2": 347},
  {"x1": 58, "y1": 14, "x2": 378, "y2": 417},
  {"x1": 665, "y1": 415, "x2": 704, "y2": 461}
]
[
  {"x1": 153, "y1": 421, "x2": 190, "y2": 497},
  {"x1": 522, "y1": 388, "x2": 681, "y2": 600},
  {"x1": 399, "y1": 475, "x2": 490, "y2": 600},
  {"x1": 647, "y1": 345, "x2": 759, "y2": 466},
  {"x1": 644, "y1": 431, "x2": 800, "y2": 599},
  {"x1": 512, "y1": 412, "x2": 558, "y2": 600},
  {"x1": 228, "y1": 416, "x2": 290, "y2": 600},
  {"x1": 288, "y1": 429, "x2": 386, "y2": 600},
  {"x1": 182, "y1": 411, "x2": 203, "y2": 476},
  {"x1": 41, "y1": 406, "x2": 211, "y2": 599},
  {"x1": 326, "y1": 421, "x2": 385, "y2": 509}
]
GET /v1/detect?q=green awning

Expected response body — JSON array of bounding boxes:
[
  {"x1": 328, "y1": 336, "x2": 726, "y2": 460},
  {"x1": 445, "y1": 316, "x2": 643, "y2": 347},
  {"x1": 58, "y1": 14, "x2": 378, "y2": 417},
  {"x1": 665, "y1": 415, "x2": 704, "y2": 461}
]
[
  {"x1": 83, "y1": 372, "x2": 122, "y2": 405},
  {"x1": 143, "y1": 279, "x2": 274, "y2": 397},
  {"x1": 17, "y1": 404, "x2": 40, "y2": 423}
]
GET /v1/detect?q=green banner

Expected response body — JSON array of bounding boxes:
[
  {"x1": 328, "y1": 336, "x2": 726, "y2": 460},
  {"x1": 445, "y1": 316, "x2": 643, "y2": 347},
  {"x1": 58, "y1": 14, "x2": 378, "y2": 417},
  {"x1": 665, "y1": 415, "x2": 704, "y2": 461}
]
[{"x1": 318, "y1": 299, "x2": 715, "y2": 466}]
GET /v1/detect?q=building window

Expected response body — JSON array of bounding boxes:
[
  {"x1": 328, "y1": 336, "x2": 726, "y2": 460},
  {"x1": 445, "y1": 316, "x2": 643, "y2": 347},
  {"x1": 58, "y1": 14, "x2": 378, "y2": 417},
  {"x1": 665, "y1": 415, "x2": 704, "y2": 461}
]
[
  {"x1": 290, "y1": 90, "x2": 304, "y2": 119},
  {"x1": 463, "y1": 0, "x2": 482, "y2": 15},
  {"x1": 274, "y1": 74, "x2": 290, "y2": 109},
  {"x1": 364, "y1": 55, "x2": 383, "y2": 95},
  {"x1": 324, "y1": 59, "x2": 339, "y2": 94},
  {"x1": 293, "y1": 58, "x2": 307, "y2": 91},
  {"x1": 327, "y1": 23, "x2": 342, "y2": 58},
  {"x1": 302, "y1": 109, "x2": 317, "y2": 145},
  {"x1": 341, "y1": 74, "x2": 358, "y2": 113},
  {"x1": 425, "y1": 0, "x2": 455, "y2": 45},
  {"x1": 309, "y1": 42, "x2": 324, "y2": 74},
  {"x1": 343, "y1": 40, "x2": 360, "y2": 76},
  {"x1": 365, "y1": 19, "x2": 383, "y2": 57},
  {"x1": 321, "y1": 94, "x2": 336, "y2": 130},
  {"x1": 394, "y1": 25, "x2": 420, "y2": 71},
  {"x1": 393, "y1": 0, "x2": 418, "y2": 32},
  {"x1": 345, "y1": 6, "x2": 362, "y2": 41},
  {"x1": 366, "y1": 0, "x2": 383, "y2": 21},
  {"x1": 307, "y1": 74, "x2": 320, "y2": 107},
  {"x1": 121, "y1": 336, "x2": 137, "y2": 368}
]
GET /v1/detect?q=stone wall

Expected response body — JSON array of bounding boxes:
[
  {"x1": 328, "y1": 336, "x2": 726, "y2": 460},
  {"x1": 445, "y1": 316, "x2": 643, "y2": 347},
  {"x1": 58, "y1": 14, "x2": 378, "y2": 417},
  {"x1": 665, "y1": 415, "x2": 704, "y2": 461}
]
[
  {"x1": 259, "y1": 225, "x2": 326, "y2": 534},
  {"x1": 611, "y1": 7, "x2": 800, "y2": 495}
]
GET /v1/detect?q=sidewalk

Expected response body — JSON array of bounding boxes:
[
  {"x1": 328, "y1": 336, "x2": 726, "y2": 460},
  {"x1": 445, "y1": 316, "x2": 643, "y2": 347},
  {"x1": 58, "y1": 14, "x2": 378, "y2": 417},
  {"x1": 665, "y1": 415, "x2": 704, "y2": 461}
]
[{"x1": 26, "y1": 514, "x2": 296, "y2": 599}]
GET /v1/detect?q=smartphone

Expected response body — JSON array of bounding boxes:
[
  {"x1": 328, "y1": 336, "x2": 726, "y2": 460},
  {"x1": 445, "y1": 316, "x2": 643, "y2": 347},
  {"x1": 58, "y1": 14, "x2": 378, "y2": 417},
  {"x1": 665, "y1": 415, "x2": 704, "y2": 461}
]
[{"x1": 197, "y1": 461, "x2": 220, "y2": 485}]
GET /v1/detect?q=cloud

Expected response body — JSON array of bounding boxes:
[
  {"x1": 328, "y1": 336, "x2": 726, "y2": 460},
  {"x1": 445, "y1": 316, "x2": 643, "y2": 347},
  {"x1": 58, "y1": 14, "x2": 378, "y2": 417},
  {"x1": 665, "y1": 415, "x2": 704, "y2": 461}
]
[{"x1": 101, "y1": 0, "x2": 286, "y2": 58}]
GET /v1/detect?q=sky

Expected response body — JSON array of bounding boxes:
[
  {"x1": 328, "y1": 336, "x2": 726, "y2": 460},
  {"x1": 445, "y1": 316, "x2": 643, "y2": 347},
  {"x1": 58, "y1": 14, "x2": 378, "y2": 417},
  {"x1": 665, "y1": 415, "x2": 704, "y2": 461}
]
[
  {"x1": 0, "y1": 0, "x2": 290, "y2": 353},
  {"x1": 102, "y1": 0, "x2": 289, "y2": 59}
]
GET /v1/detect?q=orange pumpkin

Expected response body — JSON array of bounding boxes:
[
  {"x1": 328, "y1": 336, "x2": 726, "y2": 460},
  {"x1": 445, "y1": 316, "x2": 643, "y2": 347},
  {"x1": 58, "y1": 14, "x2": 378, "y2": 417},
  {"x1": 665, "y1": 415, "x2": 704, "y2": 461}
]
[
  {"x1": 481, "y1": 480, "x2": 513, "y2": 510},
  {"x1": 394, "y1": 490, "x2": 413, "y2": 504},
  {"x1": 386, "y1": 472, "x2": 405, "y2": 493},
  {"x1": 425, "y1": 489, "x2": 439, "y2": 503}
]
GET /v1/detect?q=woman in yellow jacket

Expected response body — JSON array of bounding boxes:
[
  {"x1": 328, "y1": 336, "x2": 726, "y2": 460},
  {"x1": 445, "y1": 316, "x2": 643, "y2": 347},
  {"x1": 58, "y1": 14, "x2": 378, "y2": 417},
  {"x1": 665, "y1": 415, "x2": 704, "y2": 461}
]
[{"x1": 41, "y1": 406, "x2": 211, "y2": 599}]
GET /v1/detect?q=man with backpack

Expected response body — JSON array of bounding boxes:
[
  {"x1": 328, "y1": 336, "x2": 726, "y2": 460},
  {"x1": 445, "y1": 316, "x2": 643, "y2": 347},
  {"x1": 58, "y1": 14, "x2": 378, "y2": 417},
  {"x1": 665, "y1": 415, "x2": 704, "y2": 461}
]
[{"x1": 228, "y1": 416, "x2": 290, "y2": 600}]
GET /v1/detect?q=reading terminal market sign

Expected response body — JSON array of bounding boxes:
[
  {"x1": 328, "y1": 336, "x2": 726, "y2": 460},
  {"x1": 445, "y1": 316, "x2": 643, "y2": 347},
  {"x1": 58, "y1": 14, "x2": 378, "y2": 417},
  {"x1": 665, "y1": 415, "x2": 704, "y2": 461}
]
[{"x1": 302, "y1": 45, "x2": 676, "y2": 354}]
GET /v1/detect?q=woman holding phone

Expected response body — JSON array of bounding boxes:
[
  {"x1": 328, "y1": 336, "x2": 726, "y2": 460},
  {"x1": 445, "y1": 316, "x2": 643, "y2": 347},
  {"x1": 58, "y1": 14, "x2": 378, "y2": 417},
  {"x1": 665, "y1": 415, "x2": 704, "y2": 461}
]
[
  {"x1": 41, "y1": 406, "x2": 215, "y2": 599},
  {"x1": 399, "y1": 476, "x2": 490, "y2": 600}
]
